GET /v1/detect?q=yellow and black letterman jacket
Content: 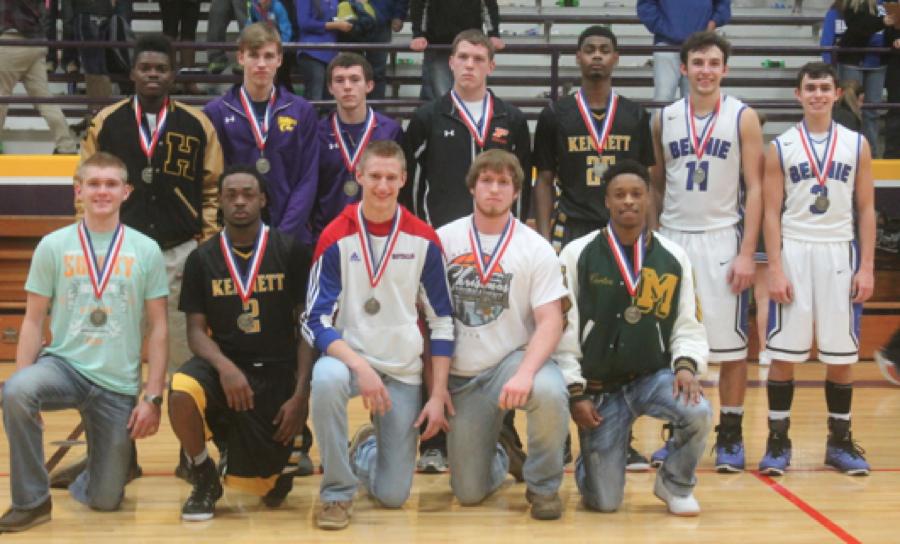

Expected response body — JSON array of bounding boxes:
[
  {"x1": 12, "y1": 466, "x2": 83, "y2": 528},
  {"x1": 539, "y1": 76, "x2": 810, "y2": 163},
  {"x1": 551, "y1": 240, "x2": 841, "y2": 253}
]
[
  {"x1": 80, "y1": 98, "x2": 223, "y2": 248},
  {"x1": 555, "y1": 229, "x2": 709, "y2": 391}
]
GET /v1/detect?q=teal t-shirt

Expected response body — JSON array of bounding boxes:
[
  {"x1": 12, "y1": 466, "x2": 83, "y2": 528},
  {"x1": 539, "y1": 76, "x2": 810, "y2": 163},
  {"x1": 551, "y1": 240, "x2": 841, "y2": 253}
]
[{"x1": 25, "y1": 223, "x2": 169, "y2": 396}]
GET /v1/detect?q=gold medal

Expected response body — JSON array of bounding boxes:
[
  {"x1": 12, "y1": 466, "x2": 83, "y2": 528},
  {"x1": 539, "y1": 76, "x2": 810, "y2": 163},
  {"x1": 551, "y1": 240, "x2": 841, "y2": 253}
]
[
  {"x1": 236, "y1": 312, "x2": 255, "y2": 332},
  {"x1": 256, "y1": 157, "x2": 271, "y2": 174},
  {"x1": 364, "y1": 297, "x2": 381, "y2": 315},
  {"x1": 141, "y1": 166, "x2": 154, "y2": 184},
  {"x1": 343, "y1": 180, "x2": 359, "y2": 197},
  {"x1": 89, "y1": 307, "x2": 108, "y2": 327},
  {"x1": 814, "y1": 195, "x2": 830, "y2": 212},
  {"x1": 624, "y1": 305, "x2": 642, "y2": 325}
]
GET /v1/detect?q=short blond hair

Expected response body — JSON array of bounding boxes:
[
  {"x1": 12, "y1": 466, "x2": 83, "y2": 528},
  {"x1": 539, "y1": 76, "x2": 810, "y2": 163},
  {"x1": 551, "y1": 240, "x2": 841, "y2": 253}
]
[
  {"x1": 358, "y1": 140, "x2": 406, "y2": 173},
  {"x1": 465, "y1": 149, "x2": 524, "y2": 192},
  {"x1": 239, "y1": 22, "x2": 282, "y2": 54},
  {"x1": 76, "y1": 152, "x2": 129, "y2": 185}
]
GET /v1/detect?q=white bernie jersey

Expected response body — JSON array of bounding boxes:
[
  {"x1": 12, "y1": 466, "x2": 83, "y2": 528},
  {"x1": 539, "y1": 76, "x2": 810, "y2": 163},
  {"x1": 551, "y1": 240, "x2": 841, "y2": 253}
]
[
  {"x1": 660, "y1": 93, "x2": 746, "y2": 231},
  {"x1": 773, "y1": 122, "x2": 861, "y2": 243}
]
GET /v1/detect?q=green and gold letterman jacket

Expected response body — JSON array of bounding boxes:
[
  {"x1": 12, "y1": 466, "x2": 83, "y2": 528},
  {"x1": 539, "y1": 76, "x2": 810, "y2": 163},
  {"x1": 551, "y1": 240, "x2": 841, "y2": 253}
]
[{"x1": 555, "y1": 229, "x2": 708, "y2": 391}]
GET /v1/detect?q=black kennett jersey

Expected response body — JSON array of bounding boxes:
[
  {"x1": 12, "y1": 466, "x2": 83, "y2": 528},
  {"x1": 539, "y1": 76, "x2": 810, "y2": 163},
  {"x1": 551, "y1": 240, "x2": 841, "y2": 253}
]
[
  {"x1": 533, "y1": 92, "x2": 654, "y2": 225},
  {"x1": 179, "y1": 228, "x2": 311, "y2": 366}
]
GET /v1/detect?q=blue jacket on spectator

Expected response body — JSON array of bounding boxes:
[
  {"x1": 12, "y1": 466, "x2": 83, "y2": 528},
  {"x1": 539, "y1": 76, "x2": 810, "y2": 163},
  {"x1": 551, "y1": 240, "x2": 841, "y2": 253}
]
[
  {"x1": 637, "y1": 0, "x2": 731, "y2": 45},
  {"x1": 248, "y1": 0, "x2": 294, "y2": 42},
  {"x1": 296, "y1": 0, "x2": 339, "y2": 64},
  {"x1": 821, "y1": 7, "x2": 847, "y2": 65},
  {"x1": 368, "y1": 0, "x2": 408, "y2": 27},
  {"x1": 203, "y1": 85, "x2": 321, "y2": 246}
]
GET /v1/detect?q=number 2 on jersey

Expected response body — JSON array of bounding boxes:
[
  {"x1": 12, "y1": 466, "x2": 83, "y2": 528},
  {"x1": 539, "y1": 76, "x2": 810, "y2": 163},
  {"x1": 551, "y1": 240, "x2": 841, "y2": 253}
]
[{"x1": 685, "y1": 160, "x2": 709, "y2": 191}]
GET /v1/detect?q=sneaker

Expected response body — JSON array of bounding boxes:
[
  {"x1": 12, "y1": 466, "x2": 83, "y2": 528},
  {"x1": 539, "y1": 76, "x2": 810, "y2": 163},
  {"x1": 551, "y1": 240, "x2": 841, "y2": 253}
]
[
  {"x1": 349, "y1": 423, "x2": 376, "y2": 474},
  {"x1": 758, "y1": 418, "x2": 792, "y2": 476},
  {"x1": 626, "y1": 433, "x2": 650, "y2": 473},
  {"x1": 316, "y1": 500, "x2": 352, "y2": 530},
  {"x1": 525, "y1": 489, "x2": 563, "y2": 520},
  {"x1": 175, "y1": 451, "x2": 193, "y2": 484},
  {"x1": 262, "y1": 473, "x2": 294, "y2": 508},
  {"x1": 207, "y1": 58, "x2": 228, "y2": 75},
  {"x1": 499, "y1": 425, "x2": 526, "y2": 483},
  {"x1": 650, "y1": 423, "x2": 674, "y2": 468},
  {"x1": 416, "y1": 448, "x2": 448, "y2": 474},
  {"x1": 294, "y1": 451, "x2": 315, "y2": 477},
  {"x1": 714, "y1": 413, "x2": 745, "y2": 473},
  {"x1": 824, "y1": 419, "x2": 870, "y2": 476},
  {"x1": 0, "y1": 498, "x2": 51, "y2": 533},
  {"x1": 875, "y1": 349, "x2": 900, "y2": 386},
  {"x1": 181, "y1": 458, "x2": 224, "y2": 522},
  {"x1": 653, "y1": 477, "x2": 700, "y2": 517}
]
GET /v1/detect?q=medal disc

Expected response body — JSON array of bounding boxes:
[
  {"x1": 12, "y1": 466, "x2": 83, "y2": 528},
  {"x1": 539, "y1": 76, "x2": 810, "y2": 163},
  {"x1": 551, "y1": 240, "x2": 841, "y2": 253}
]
[
  {"x1": 343, "y1": 180, "x2": 359, "y2": 197},
  {"x1": 692, "y1": 168, "x2": 706, "y2": 185},
  {"x1": 256, "y1": 157, "x2": 271, "y2": 174},
  {"x1": 141, "y1": 166, "x2": 154, "y2": 184},
  {"x1": 364, "y1": 297, "x2": 381, "y2": 315},
  {"x1": 814, "y1": 195, "x2": 830, "y2": 212},
  {"x1": 89, "y1": 307, "x2": 108, "y2": 327},
  {"x1": 593, "y1": 161, "x2": 608, "y2": 179},
  {"x1": 236, "y1": 312, "x2": 255, "y2": 333},
  {"x1": 623, "y1": 305, "x2": 642, "y2": 325}
]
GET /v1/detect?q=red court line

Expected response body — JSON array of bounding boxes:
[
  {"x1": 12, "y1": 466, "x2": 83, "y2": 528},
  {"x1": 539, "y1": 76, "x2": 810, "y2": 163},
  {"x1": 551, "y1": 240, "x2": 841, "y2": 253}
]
[{"x1": 753, "y1": 471, "x2": 860, "y2": 544}]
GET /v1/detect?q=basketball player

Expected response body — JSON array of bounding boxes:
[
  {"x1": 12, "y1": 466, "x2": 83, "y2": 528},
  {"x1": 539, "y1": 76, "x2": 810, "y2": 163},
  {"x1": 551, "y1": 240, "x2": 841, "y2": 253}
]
[
  {"x1": 436, "y1": 150, "x2": 573, "y2": 519},
  {"x1": 303, "y1": 141, "x2": 455, "y2": 530},
  {"x1": 169, "y1": 166, "x2": 312, "y2": 521},
  {"x1": 650, "y1": 31, "x2": 764, "y2": 472},
  {"x1": 312, "y1": 52, "x2": 404, "y2": 241},
  {"x1": 1, "y1": 153, "x2": 168, "y2": 532},
  {"x1": 760, "y1": 62, "x2": 875, "y2": 476}
]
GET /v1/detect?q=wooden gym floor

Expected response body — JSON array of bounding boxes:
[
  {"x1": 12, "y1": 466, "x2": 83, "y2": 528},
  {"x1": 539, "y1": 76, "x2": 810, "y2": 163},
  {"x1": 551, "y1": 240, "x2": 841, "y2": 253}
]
[{"x1": 0, "y1": 361, "x2": 896, "y2": 543}]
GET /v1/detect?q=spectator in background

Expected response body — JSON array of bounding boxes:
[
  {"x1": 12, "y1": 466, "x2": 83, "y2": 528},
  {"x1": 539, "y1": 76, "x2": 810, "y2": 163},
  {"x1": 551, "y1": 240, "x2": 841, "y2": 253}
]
[
  {"x1": 45, "y1": 0, "x2": 79, "y2": 74},
  {"x1": 409, "y1": 0, "x2": 503, "y2": 101},
  {"x1": 0, "y1": 0, "x2": 79, "y2": 154},
  {"x1": 159, "y1": 0, "x2": 203, "y2": 94},
  {"x1": 248, "y1": 0, "x2": 293, "y2": 42},
  {"x1": 838, "y1": 0, "x2": 893, "y2": 156},
  {"x1": 821, "y1": 1, "x2": 847, "y2": 65},
  {"x1": 834, "y1": 78, "x2": 864, "y2": 131},
  {"x1": 207, "y1": 0, "x2": 247, "y2": 75},
  {"x1": 882, "y1": 19, "x2": 900, "y2": 157},
  {"x1": 367, "y1": 0, "x2": 407, "y2": 100},
  {"x1": 637, "y1": 0, "x2": 731, "y2": 102},
  {"x1": 295, "y1": 0, "x2": 352, "y2": 101}
]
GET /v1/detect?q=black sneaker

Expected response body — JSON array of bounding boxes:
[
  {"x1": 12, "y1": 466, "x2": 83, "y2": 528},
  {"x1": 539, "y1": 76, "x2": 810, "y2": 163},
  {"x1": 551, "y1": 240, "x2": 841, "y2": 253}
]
[
  {"x1": 714, "y1": 413, "x2": 746, "y2": 473},
  {"x1": 0, "y1": 498, "x2": 51, "y2": 533},
  {"x1": 175, "y1": 451, "x2": 193, "y2": 484},
  {"x1": 181, "y1": 458, "x2": 223, "y2": 522},
  {"x1": 499, "y1": 425, "x2": 526, "y2": 483},
  {"x1": 262, "y1": 473, "x2": 294, "y2": 508},
  {"x1": 626, "y1": 432, "x2": 650, "y2": 472},
  {"x1": 758, "y1": 418, "x2": 792, "y2": 476}
]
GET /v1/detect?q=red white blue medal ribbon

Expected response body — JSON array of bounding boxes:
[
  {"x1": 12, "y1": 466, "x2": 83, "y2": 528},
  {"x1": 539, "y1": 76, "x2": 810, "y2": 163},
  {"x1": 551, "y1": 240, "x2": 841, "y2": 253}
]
[
  {"x1": 77, "y1": 221, "x2": 125, "y2": 300},
  {"x1": 450, "y1": 90, "x2": 493, "y2": 149},
  {"x1": 797, "y1": 120, "x2": 838, "y2": 190},
  {"x1": 605, "y1": 227, "x2": 645, "y2": 297},
  {"x1": 219, "y1": 224, "x2": 270, "y2": 303},
  {"x1": 468, "y1": 214, "x2": 515, "y2": 285},
  {"x1": 238, "y1": 86, "x2": 277, "y2": 154},
  {"x1": 356, "y1": 205, "x2": 402, "y2": 288},
  {"x1": 332, "y1": 107, "x2": 378, "y2": 175},
  {"x1": 686, "y1": 94, "x2": 721, "y2": 161},
  {"x1": 133, "y1": 96, "x2": 169, "y2": 162},
  {"x1": 575, "y1": 88, "x2": 619, "y2": 157}
]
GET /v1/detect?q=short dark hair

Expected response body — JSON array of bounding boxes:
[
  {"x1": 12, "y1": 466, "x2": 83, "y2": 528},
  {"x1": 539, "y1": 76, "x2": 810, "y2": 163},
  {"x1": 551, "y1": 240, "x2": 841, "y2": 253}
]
[
  {"x1": 217, "y1": 164, "x2": 269, "y2": 197},
  {"x1": 133, "y1": 34, "x2": 175, "y2": 67},
  {"x1": 795, "y1": 61, "x2": 838, "y2": 88},
  {"x1": 465, "y1": 149, "x2": 524, "y2": 192},
  {"x1": 680, "y1": 31, "x2": 731, "y2": 65},
  {"x1": 577, "y1": 25, "x2": 617, "y2": 51},
  {"x1": 602, "y1": 159, "x2": 650, "y2": 188},
  {"x1": 451, "y1": 29, "x2": 495, "y2": 60},
  {"x1": 326, "y1": 52, "x2": 374, "y2": 84}
]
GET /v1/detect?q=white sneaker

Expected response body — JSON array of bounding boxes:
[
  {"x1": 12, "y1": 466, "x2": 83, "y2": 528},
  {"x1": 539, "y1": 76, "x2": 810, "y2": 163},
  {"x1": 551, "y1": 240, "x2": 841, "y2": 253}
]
[
  {"x1": 758, "y1": 350, "x2": 772, "y2": 366},
  {"x1": 416, "y1": 449, "x2": 448, "y2": 473},
  {"x1": 653, "y1": 478, "x2": 700, "y2": 517}
]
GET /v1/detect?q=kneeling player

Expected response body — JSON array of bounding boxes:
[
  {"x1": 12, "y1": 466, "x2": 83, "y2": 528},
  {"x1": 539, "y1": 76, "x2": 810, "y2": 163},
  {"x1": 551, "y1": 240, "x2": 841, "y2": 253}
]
[
  {"x1": 760, "y1": 62, "x2": 875, "y2": 476},
  {"x1": 169, "y1": 166, "x2": 312, "y2": 520}
]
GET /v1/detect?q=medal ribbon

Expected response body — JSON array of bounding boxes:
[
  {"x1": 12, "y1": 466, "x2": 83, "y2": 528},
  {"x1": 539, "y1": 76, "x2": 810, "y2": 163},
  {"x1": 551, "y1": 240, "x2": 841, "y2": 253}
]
[
  {"x1": 356, "y1": 205, "x2": 402, "y2": 289},
  {"x1": 238, "y1": 86, "x2": 277, "y2": 154},
  {"x1": 449, "y1": 90, "x2": 494, "y2": 149},
  {"x1": 575, "y1": 88, "x2": 619, "y2": 158},
  {"x1": 77, "y1": 221, "x2": 125, "y2": 300},
  {"x1": 797, "y1": 120, "x2": 838, "y2": 191},
  {"x1": 685, "y1": 94, "x2": 721, "y2": 161},
  {"x1": 133, "y1": 96, "x2": 169, "y2": 162},
  {"x1": 605, "y1": 227, "x2": 645, "y2": 297},
  {"x1": 220, "y1": 224, "x2": 270, "y2": 303},
  {"x1": 468, "y1": 214, "x2": 516, "y2": 285},
  {"x1": 331, "y1": 108, "x2": 378, "y2": 175}
]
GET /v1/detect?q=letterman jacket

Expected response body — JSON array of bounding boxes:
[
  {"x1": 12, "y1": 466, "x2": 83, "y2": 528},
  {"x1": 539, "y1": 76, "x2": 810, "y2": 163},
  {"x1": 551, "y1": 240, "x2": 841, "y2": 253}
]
[
  {"x1": 301, "y1": 203, "x2": 455, "y2": 384},
  {"x1": 204, "y1": 85, "x2": 321, "y2": 246},
  {"x1": 80, "y1": 98, "x2": 223, "y2": 247},
  {"x1": 555, "y1": 230, "x2": 709, "y2": 386},
  {"x1": 401, "y1": 90, "x2": 532, "y2": 228},
  {"x1": 311, "y1": 110, "x2": 404, "y2": 243}
]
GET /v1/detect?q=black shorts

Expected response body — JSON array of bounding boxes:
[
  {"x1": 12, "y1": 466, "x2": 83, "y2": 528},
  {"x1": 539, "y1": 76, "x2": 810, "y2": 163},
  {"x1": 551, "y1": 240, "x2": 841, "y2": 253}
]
[
  {"x1": 171, "y1": 357, "x2": 297, "y2": 496},
  {"x1": 551, "y1": 211, "x2": 604, "y2": 253}
]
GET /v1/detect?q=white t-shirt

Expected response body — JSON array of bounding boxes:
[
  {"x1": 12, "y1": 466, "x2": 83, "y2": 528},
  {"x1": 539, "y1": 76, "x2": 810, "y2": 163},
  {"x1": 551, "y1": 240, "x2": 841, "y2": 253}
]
[{"x1": 437, "y1": 215, "x2": 568, "y2": 376}]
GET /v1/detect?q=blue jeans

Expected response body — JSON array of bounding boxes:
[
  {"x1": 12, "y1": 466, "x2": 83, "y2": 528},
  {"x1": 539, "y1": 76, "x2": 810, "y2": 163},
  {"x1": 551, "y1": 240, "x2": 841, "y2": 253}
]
[
  {"x1": 652, "y1": 48, "x2": 689, "y2": 102},
  {"x1": 420, "y1": 48, "x2": 452, "y2": 101},
  {"x1": 311, "y1": 356, "x2": 420, "y2": 507},
  {"x1": 297, "y1": 54, "x2": 329, "y2": 102},
  {"x1": 576, "y1": 368, "x2": 712, "y2": 512},
  {"x1": 447, "y1": 351, "x2": 568, "y2": 504},
  {"x1": 2, "y1": 355, "x2": 136, "y2": 511},
  {"x1": 838, "y1": 64, "x2": 886, "y2": 157}
]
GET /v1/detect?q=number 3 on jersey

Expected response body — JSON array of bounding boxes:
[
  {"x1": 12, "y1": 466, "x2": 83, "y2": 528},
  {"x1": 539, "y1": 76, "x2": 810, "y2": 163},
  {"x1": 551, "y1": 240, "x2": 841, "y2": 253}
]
[{"x1": 685, "y1": 160, "x2": 709, "y2": 191}]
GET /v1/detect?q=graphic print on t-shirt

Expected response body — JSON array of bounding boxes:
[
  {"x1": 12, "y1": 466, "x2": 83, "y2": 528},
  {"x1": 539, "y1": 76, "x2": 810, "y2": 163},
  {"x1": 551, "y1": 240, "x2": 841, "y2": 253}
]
[{"x1": 447, "y1": 253, "x2": 512, "y2": 327}]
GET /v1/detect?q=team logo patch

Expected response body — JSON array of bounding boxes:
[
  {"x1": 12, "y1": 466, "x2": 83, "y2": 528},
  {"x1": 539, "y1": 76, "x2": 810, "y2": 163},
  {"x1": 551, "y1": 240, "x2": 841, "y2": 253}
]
[
  {"x1": 350, "y1": 251, "x2": 361, "y2": 262},
  {"x1": 278, "y1": 116, "x2": 297, "y2": 132},
  {"x1": 491, "y1": 127, "x2": 509, "y2": 145}
]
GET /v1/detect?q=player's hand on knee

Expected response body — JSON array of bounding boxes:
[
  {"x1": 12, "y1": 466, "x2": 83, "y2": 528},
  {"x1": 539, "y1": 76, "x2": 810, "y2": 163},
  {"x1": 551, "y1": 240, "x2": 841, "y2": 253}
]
[
  {"x1": 415, "y1": 394, "x2": 451, "y2": 440},
  {"x1": 570, "y1": 399, "x2": 602, "y2": 430},
  {"x1": 273, "y1": 394, "x2": 308, "y2": 445},
  {"x1": 499, "y1": 372, "x2": 533, "y2": 410},
  {"x1": 220, "y1": 366, "x2": 254, "y2": 411},
  {"x1": 128, "y1": 402, "x2": 161, "y2": 439},
  {"x1": 357, "y1": 366, "x2": 391, "y2": 415},
  {"x1": 852, "y1": 270, "x2": 874, "y2": 303},
  {"x1": 672, "y1": 369, "x2": 703, "y2": 405},
  {"x1": 728, "y1": 254, "x2": 755, "y2": 294}
]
